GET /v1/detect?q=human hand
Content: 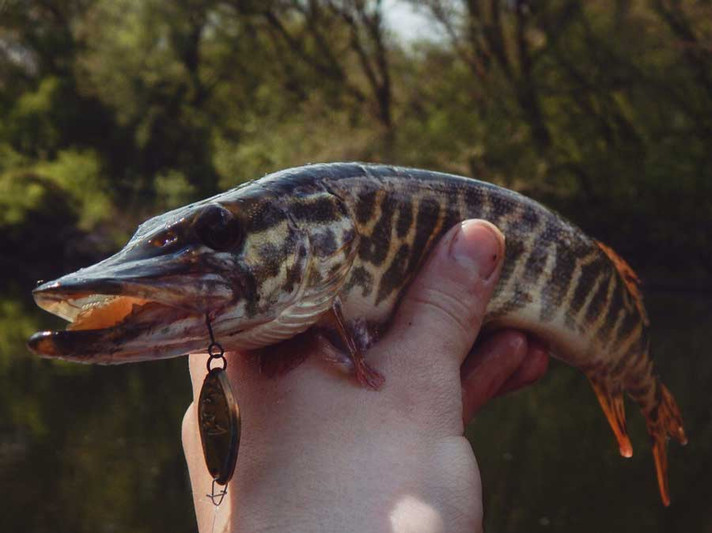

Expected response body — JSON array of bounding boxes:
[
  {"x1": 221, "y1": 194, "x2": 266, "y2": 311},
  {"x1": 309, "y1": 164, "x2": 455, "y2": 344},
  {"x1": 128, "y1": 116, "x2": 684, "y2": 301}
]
[{"x1": 182, "y1": 220, "x2": 549, "y2": 533}]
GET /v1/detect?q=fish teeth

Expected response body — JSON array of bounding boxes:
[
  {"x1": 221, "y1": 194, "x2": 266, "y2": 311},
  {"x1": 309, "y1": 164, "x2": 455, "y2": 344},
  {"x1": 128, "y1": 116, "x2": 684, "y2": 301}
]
[{"x1": 64, "y1": 295, "x2": 117, "y2": 322}]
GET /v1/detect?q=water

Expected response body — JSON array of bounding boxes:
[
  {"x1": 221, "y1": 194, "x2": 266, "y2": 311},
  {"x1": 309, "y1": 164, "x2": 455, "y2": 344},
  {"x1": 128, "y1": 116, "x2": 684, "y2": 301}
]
[
  {"x1": 0, "y1": 298, "x2": 194, "y2": 532},
  {"x1": 1, "y1": 293, "x2": 710, "y2": 532}
]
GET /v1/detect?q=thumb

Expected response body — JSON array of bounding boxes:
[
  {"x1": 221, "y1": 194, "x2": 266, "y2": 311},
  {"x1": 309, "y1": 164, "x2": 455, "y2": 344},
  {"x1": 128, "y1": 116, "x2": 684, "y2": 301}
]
[{"x1": 387, "y1": 220, "x2": 505, "y2": 370}]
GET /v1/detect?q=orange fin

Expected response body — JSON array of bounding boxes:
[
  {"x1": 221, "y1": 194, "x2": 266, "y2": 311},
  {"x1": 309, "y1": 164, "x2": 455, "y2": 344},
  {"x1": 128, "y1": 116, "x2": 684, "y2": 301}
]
[
  {"x1": 322, "y1": 297, "x2": 385, "y2": 390},
  {"x1": 595, "y1": 241, "x2": 649, "y2": 326},
  {"x1": 647, "y1": 384, "x2": 687, "y2": 506},
  {"x1": 589, "y1": 377, "x2": 633, "y2": 458}
]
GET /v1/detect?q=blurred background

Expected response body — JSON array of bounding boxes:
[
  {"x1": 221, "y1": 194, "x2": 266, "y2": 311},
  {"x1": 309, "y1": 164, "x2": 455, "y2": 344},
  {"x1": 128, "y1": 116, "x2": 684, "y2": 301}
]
[{"x1": 1, "y1": 0, "x2": 711, "y2": 531}]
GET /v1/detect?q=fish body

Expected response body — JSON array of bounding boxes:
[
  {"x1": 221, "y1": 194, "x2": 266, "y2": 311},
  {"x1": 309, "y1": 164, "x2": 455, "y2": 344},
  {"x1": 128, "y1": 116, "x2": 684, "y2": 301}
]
[{"x1": 28, "y1": 163, "x2": 686, "y2": 504}]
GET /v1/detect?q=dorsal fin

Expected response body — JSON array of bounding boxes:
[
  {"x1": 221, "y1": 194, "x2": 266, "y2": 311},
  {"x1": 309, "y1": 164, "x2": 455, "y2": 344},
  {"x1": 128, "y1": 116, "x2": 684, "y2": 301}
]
[{"x1": 595, "y1": 240, "x2": 649, "y2": 326}]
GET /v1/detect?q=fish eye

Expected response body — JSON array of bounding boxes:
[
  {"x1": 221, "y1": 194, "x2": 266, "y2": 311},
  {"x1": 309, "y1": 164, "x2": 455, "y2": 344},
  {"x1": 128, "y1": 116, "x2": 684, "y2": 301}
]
[{"x1": 193, "y1": 204, "x2": 242, "y2": 251}]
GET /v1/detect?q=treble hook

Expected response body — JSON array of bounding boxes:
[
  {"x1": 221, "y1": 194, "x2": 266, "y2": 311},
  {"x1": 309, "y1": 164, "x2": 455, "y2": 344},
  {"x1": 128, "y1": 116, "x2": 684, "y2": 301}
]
[{"x1": 207, "y1": 479, "x2": 228, "y2": 507}]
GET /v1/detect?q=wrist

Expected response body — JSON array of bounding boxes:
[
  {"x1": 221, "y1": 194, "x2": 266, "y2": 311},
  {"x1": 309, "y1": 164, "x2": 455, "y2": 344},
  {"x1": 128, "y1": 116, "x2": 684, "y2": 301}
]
[{"x1": 229, "y1": 428, "x2": 481, "y2": 533}]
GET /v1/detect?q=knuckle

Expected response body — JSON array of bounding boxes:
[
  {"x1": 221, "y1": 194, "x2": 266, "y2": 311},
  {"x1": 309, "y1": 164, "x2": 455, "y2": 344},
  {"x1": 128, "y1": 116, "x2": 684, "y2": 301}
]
[
  {"x1": 408, "y1": 284, "x2": 483, "y2": 339},
  {"x1": 498, "y1": 329, "x2": 528, "y2": 355}
]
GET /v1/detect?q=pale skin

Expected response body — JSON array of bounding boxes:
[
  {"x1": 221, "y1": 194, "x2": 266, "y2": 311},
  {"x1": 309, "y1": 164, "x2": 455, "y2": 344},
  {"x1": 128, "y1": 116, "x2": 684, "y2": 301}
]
[{"x1": 182, "y1": 220, "x2": 549, "y2": 533}]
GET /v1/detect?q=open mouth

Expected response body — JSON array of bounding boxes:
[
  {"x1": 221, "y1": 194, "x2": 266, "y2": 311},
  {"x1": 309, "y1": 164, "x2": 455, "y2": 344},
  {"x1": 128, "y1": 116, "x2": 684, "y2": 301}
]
[
  {"x1": 65, "y1": 295, "x2": 152, "y2": 331},
  {"x1": 34, "y1": 290, "x2": 179, "y2": 332},
  {"x1": 28, "y1": 288, "x2": 199, "y2": 362}
]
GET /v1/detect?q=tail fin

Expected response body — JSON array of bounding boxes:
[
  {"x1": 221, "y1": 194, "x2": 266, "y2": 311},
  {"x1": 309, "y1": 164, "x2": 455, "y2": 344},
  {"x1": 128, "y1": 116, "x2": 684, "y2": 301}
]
[
  {"x1": 595, "y1": 241, "x2": 687, "y2": 504},
  {"x1": 592, "y1": 371, "x2": 687, "y2": 505},
  {"x1": 646, "y1": 383, "x2": 687, "y2": 506}
]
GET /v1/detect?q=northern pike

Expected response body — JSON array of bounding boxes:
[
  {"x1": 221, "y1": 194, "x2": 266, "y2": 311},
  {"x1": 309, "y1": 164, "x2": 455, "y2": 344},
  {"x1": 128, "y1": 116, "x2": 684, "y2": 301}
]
[{"x1": 28, "y1": 163, "x2": 686, "y2": 504}]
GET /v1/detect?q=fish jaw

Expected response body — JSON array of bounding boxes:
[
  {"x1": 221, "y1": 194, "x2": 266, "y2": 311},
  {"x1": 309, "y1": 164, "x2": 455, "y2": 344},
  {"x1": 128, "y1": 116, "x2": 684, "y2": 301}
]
[
  {"x1": 27, "y1": 248, "x2": 238, "y2": 363},
  {"x1": 27, "y1": 307, "x2": 208, "y2": 363}
]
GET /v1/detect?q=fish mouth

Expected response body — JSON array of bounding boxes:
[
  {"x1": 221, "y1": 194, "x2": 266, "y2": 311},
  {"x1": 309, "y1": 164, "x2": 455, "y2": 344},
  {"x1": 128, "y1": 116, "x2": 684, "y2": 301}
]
[{"x1": 28, "y1": 280, "x2": 212, "y2": 363}]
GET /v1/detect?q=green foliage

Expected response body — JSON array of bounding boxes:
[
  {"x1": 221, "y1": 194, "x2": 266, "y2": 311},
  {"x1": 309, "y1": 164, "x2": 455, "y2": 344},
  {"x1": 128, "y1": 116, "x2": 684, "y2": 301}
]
[
  {"x1": 0, "y1": 299, "x2": 38, "y2": 371},
  {"x1": 154, "y1": 170, "x2": 197, "y2": 210},
  {"x1": 0, "y1": 171, "x2": 57, "y2": 227},
  {"x1": 0, "y1": 170, "x2": 77, "y2": 290},
  {"x1": 2, "y1": 1, "x2": 707, "y2": 273},
  {"x1": 34, "y1": 149, "x2": 112, "y2": 229},
  {"x1": 0, "y1": 148, "x2": 112, "y2": 291},
  {"x1": 0, "y1": 142, "x2": 28, "y2": 173},
  {"x1": 5, "y1": 77, "x2": 62, "y2": 157}
]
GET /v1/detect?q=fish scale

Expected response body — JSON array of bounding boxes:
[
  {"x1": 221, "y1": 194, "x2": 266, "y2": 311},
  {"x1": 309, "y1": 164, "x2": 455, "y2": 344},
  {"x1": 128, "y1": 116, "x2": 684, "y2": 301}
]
[
  {"x1": 267, "y1": 163, "x2": 687, "y2": 505},
  {"x1": 28, "y1": 162, "x2": 686, "y2": 506}
]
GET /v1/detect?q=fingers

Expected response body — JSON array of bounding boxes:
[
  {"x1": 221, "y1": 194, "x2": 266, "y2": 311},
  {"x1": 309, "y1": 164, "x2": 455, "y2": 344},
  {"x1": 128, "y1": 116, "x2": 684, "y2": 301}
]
[
  {"x1": 461, "y1": 330, "x2": 549, "y2": 424},
  {"x1": 493, "y1": 336, "x2": 549, "y2": 399},
  {"x1": 461, "y1": 330, "x2": 527, "y2": 422},
  {"x1": 387, "y1": 220, "x2": 505, "y2": 370}
]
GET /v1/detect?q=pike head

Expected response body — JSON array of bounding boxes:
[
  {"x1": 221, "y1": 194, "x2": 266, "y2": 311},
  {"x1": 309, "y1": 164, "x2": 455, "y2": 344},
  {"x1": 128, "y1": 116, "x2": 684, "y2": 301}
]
[{"x1": 28, "y1": 181, "x2": 358, "y2": 363}]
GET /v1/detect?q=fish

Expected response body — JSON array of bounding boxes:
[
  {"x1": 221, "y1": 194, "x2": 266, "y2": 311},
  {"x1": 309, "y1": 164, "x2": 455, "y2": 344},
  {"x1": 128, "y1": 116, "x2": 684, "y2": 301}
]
[{"x1": 27, "y1": 162, "x2": 686, "y2": 505}]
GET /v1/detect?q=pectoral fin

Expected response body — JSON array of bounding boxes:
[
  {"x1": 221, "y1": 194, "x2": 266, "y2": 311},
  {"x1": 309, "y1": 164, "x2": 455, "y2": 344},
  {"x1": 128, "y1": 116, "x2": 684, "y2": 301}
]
[{"x1": 319, "y1": 297, "x2": 385, "y2": 390}]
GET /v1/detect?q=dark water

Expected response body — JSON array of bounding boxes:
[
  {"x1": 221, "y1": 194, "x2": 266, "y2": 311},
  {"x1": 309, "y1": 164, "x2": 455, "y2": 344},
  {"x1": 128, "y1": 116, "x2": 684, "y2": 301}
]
[{"x1": 1, "y1": 293, "x2": 710, "y2": 533}]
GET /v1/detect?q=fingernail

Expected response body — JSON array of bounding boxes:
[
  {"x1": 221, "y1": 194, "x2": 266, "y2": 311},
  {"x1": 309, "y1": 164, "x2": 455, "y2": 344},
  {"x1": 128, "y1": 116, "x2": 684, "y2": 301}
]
[{"x1": 448, "y1": 220, "x2": 504, "y2": 280}]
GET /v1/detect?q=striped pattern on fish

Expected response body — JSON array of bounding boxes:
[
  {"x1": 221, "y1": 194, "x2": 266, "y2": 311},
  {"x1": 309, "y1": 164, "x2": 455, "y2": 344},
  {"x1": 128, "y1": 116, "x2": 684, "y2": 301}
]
[
  {"x1": 28, "y1": 162, "x2": 686, "y2": 506},
  {"x1": 252, "y1": 163, "x2": 687, "y2": 506}
]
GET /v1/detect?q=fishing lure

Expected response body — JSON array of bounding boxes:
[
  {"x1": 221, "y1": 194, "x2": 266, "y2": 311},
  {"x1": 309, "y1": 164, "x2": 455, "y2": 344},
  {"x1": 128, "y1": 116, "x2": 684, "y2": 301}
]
[{"x1": 199, "y1": 314, "x2": 240, "y2": 505}]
